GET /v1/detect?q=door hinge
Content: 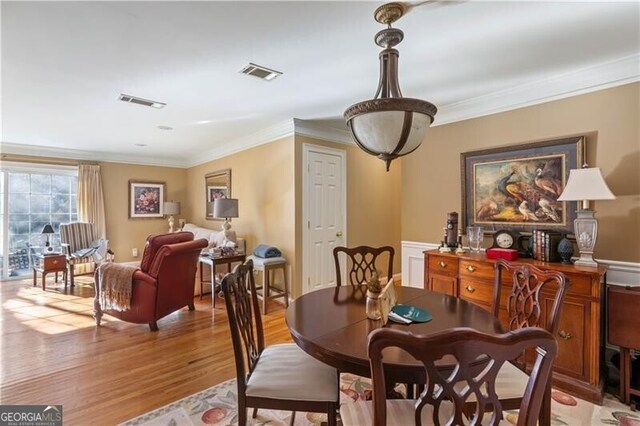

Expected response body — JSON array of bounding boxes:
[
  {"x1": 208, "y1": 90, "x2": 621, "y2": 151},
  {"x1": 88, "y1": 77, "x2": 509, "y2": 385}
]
[{"x1": 308, "y1": 221, "x2": 310, "y2": 229}]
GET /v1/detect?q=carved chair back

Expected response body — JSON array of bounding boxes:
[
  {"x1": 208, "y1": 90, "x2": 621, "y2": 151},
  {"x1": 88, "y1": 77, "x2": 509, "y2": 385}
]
[
  {"x1": 333, "y1": 245, "x2": 394, "y2": 287},
  {"x1": 368, "y1": 327, "x2": 557, "y2": 426},
  {"x1": 221, "y1": 259, "x2": 265, "y2": 397},
  {"x1": 492, "y1": 259, "x2": 569, "y2": 335}
]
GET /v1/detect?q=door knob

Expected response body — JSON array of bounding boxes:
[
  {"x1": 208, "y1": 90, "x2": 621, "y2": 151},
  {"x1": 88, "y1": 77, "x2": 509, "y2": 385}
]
[{"x1": 336, "y1": 231, "x2": 343, "y2": 237}]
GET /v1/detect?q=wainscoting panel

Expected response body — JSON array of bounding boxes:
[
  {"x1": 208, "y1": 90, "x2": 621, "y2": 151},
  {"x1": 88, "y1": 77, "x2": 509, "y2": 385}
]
[
  {"x1": 402, "y1": 240, "x2": 640, "y2": 288},
  {"x1": 401, "y1": 241, "x2": 439, "y2": 288}
]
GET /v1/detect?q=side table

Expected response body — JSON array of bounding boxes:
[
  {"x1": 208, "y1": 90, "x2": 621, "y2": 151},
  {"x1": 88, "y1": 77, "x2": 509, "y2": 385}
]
[
  {"x1": 199, "y1": 252, "x2": 246, "y2": 308},
  {"x1": 33, "y1": 253, "x2": 67, "y2": 291}
]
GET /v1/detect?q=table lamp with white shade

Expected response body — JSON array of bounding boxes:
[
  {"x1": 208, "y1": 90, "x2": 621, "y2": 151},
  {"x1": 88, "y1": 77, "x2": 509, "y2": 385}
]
[
  {"x1": 557, "y1": 166, "x2": 615, "y2": 267},
  {"x1": 163, "y1": 201, "x2": 181, "y2": 233},
  {"x1": 212, "y1": 198, "x2": 239, "y2": 245}
]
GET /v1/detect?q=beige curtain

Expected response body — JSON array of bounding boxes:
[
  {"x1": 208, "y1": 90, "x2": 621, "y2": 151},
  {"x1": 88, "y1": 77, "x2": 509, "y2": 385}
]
[{"x1": 78, "y1": 164, "x2": 106, "y2": 238}]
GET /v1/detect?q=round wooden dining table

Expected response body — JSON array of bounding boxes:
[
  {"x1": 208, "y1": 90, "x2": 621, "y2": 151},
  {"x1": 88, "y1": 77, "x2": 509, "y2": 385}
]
[{"x1": 286, "y1": 285, "x2": 504, "y2": 384}]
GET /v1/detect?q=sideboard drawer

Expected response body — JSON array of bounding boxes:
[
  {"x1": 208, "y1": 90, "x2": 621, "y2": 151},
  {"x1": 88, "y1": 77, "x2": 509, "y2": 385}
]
[
  {"x1": 428, "y1": 255, "x2": 459, "y2": 277},
  {"x1": 563, "y1": 272, "x2": 593, "y2": 296},
  {"x1": 459, "y1": 259, "x2": 494, "y2": 280},
  {"x1": 459, "y1": 279, "x2": 494, "y2": 305}
]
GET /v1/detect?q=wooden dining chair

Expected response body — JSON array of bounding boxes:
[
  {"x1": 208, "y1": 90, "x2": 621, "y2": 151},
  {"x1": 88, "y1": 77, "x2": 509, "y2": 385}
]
[
  {"x1": 485, "y1": 258, "x2": 570, "y2": 426},
  {"x1": 221, "y1": 259, "x2": 339, "y2": 426},
  {"x1": 333, "y1": 245, "x2": 394, "y2": 286},
  {"x1": 340, "y1": 327, "x2": 558, "y2": 426}
]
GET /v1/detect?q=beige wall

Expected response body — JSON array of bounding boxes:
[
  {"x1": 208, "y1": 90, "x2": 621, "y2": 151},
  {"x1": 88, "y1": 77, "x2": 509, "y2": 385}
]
[
  {"x1": 402, "y1": 82, "x2": 640, "y2": 262},
  {"x1": 186, "y1": 136, "x2": 297, "y2": 289},
  {"x1": 294, "y1": 136, "x2": 402, "y2": 296},
  {"x1": 101, "y1": 162, "x2": 188, "y2": 262}
]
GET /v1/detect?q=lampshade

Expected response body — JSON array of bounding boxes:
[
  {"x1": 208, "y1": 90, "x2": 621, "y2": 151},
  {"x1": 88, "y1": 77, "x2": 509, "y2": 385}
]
[
  {"x1": 213, "y1": 198, "x2": 239, "y2": 219},
  {"x1": 557, "y1": 168, "x2": 616, "y2": 201},
  {"x1": 344, "y1": 2, "x2": 437, "y2": 171},
  {"x1": 41, "y1": 224, "x2": 54, "y2": 234},
  {"x1": 163, "y1": 201, "x2": 181, "y2": 215}
]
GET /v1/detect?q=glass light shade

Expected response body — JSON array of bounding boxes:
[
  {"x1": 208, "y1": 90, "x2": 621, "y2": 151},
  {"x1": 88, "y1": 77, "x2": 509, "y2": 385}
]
[
  {"x1": 349, "y1": 110, "x2": 431, "y2": 156},
  {"x1": 163, "y1": 201, "x2": 181, "y2": 215},
  {"x1": 213, "y1": 198, "x2": 239, "y2": 219}
]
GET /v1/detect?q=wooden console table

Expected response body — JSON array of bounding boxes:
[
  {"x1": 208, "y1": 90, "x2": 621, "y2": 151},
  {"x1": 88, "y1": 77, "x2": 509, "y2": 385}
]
[{"x1": 424, "y1": 250, "x2": 607, "y2": 404}]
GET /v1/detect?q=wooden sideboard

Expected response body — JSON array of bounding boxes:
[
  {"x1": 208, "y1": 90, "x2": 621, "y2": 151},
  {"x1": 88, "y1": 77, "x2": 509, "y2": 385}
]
[{"x1": 424, "y1": 249, "x2": 607, "y2": 404}]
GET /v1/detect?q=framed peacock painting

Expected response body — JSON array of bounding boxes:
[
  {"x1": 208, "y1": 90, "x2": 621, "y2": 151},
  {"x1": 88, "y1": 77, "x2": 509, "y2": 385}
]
[{"x1": 460, "y1": 136, "x2": 585, "y2": 234}]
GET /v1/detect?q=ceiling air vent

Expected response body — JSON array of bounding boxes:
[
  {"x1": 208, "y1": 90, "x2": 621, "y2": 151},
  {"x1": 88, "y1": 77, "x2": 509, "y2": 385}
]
[
  {"x1": 239, "y1": 63, "x2": 282, "y2": 81},
  {"x1": 118, "y1": 94, "x2": 166, "y2": 109}
]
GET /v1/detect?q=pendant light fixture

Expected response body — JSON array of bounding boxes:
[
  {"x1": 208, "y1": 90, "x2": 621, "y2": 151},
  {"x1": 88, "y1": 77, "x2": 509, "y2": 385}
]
[{"x1": 344, "y1": 2, "x2": 437, "y2": 171}]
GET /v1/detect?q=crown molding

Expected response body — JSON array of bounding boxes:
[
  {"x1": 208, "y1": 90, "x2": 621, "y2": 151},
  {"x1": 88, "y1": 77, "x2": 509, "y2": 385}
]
[
  {"x1": 435, "y1": 54, "x2": 640, "y2": 126},
  {"x1": 293, "y1": 118, "x2": 354, "y2": 146},
  {"x1": 0, "y1": 142, "x2": 190, "y2": 168},
  {"x1": 187, "y1": 119, "x2": 295, "y2": 167}
]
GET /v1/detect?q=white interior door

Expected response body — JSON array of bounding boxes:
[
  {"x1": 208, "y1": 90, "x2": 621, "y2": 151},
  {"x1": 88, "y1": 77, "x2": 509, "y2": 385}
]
[{"x1": 303, "y1": 145, "x2": 346, "y2": 293}]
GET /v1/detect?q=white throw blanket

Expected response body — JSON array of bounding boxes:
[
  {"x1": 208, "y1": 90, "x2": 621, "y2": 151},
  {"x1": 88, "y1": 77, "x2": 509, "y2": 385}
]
[{"x1": 96, "y1": 262, "x2": 138, "y2": 311}]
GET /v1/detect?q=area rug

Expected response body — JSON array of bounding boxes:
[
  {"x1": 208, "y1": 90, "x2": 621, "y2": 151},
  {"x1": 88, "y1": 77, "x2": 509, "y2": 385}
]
[{"x1": 122, "y1": 374, "x2": 639, "y2": 425}]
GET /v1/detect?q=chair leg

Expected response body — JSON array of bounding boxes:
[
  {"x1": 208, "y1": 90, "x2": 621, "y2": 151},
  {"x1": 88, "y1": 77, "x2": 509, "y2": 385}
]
[
  {"x1": 238, "y1": 402, "x2": 247, "y2": 426},
  {"x1": 149, "y1": 322, "x2": 158, "y2": 332},
  {"x1": 289, "y1": 411, "x2": 296, "y2": 426},
  {"x1": 94, "y1": 298, "x2": 103, "y2": 327},
  {"x1": 262, "y1": 268, "x2": 269, "y2": 315},
  {"x1": 252, "y1": 407, "x2": 258, "y2": 419},
  {"x1": 282, "y1": 264, "x2": 289, "y2": 308},
  {"x1": 188, "y1": 303, "x2": 195, "y2": 311},
  {"x1": 69, "y1": 264, "x2": 75, "y2": 287},
  {"x1": 327, "y1": 402, "x2": 337, "y2": 426},
  {"x1": 539, "y1": 384, "x2": 551, "y2": 426}
]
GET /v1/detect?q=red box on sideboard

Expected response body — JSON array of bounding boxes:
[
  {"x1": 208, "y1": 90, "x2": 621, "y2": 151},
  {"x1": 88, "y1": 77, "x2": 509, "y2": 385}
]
[{"x1": 485, "y1": 248, "x2": 519, "y2": 261}]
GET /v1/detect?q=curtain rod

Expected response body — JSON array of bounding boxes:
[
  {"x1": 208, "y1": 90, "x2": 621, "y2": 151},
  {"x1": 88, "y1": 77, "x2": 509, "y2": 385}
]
[{"x1": 0, "y1": 153, "x2": 98, "y2": 166}]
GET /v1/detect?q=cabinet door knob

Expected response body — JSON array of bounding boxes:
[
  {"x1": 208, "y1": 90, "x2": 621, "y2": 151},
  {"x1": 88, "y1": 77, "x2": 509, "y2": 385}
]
[
  {"x1": 336, "y1": 231, "x2": 343, "y2": 237},
  {"x1": 466, "y1": 265, "x2": 476, "y2": 272},
  {"x1": 558, "y1": 330, "x2": 573, "y2": 340},
  {"x1": 465, "y1": 285, "x2": 475, "y2": 293},
  {"x1": 439, "y1": 261, "x2": 447, "y2": 268}
]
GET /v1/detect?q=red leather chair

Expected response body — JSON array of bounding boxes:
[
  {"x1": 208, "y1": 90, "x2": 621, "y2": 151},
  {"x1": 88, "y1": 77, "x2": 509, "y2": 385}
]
[{"x1": 94, "y1": 232, "x2": 208, "y2": 331}]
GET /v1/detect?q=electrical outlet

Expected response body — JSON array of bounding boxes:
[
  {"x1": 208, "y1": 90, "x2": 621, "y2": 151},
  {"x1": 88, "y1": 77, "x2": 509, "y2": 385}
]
[{"x1": 132, "y1": 248, "x2": 138, "y2": 257}]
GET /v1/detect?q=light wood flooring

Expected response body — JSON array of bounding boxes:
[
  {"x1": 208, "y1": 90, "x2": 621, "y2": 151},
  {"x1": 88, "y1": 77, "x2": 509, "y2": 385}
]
[{"x1": 0, "y1": 275, "x2": 292, "y2": 425}]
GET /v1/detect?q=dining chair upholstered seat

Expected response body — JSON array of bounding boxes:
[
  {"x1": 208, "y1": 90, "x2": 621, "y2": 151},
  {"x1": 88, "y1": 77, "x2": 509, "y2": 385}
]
[
  {"x1": 340, "y1": 327, "x2": 557, "y2": 426},
  {"x1": 246, "y1": 343, "x2": 338, "y2": 402},
  {"x1": 341, "y1": 399, "x2": 516, "y2": 426},
  {"x1": 222, "y1": 259, "x2": 339, "y2": 426}
]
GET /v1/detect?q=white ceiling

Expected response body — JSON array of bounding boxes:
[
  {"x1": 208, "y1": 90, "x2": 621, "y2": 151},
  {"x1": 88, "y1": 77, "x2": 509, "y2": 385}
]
[{"x1": 1, "y1": 1, "x2": 638, "y2": 167}]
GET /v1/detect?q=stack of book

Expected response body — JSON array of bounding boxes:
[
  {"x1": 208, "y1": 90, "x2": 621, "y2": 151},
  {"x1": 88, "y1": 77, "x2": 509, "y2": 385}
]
[{"x1": 530, "y1": 230, "x2": 563, "y2": 262}]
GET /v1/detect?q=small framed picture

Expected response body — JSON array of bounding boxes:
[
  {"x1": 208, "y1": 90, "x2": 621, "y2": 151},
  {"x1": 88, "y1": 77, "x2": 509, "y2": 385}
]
[
  {"x1": 129, "y1": 180, "x2": 165, "y2": 219},
  {"x1": 208, "y1": 185, "x2": 228, "y2": 203}
]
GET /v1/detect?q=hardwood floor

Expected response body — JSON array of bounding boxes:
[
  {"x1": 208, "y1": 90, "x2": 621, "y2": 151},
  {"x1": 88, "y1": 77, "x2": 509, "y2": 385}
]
[{"x1": 0, "y1": 275, "x2": 293, "y2": 425}]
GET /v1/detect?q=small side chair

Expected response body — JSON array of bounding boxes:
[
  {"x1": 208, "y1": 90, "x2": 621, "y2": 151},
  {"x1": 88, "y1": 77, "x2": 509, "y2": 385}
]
[{"x1": 222, "y1": 259, "x2": 339, "y2": 426}]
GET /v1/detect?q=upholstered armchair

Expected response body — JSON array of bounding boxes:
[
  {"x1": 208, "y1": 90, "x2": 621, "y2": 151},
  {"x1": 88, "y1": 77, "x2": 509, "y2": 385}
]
[
  {"x1": 94, "y1": 232, "x2": 208, "y2": 331},
  {"x1": 60, "y1": 222, "x2": 113, "y2": 286}
]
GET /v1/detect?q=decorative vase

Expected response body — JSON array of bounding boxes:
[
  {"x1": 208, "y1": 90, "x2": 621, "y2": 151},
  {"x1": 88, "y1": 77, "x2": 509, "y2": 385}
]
[
  {"x1": 366, "y1": 290, "x2": 382, "y2": 320},
  {"x1": 557, "y1": 237, "x2": 574, "y2": 264}
]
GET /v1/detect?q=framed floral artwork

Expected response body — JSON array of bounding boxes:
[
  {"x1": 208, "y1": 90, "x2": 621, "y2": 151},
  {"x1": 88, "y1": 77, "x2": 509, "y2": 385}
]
[
  {"x1": 129, "y1": 180, "x2": 165, "y2": 219},
  {"x1": 461, "y1": 136, "x2": 585, "y2": 234}
]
